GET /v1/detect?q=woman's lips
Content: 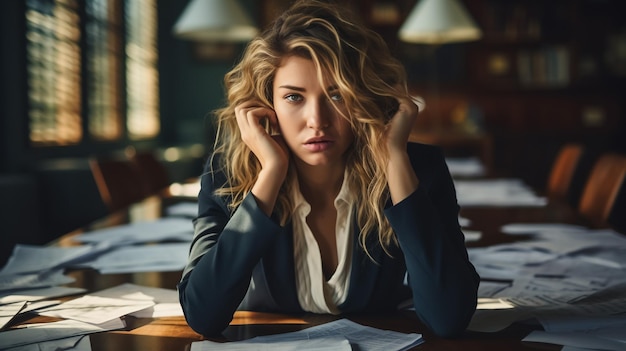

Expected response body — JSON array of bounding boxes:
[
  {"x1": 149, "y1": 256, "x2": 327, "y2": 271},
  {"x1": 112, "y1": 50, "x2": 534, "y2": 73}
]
[{"x1": 303, "y1": 139, "x2": 333, "y2": 152}]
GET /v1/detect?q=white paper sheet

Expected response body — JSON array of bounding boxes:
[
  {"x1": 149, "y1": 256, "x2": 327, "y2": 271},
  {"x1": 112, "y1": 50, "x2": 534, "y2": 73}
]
[
  {"x1": 0, "y1": 301, "x2": 26, "y2": 329},
  {"x1": 500, "y1": 223, "x2": 588, "y2": 235},
  {"x1": 165, "y1": 202, "x2": 199, "y2": 218},
  {"x1": 0, "y1": 245, "x2": 101, "y2": 276},
  {"x1": 454, "y1": 179, "x2": 547, "y2": 207},
  {"x1": 0, "y1": 286, "x2": 86, "y2": 305},
  {"x1": 523, "y1": 329, "x2": 626, "y2": 351},
  {"x1": 37, "y1": 295, "x2": 154, "y2": 324},
  {"x1": 244, "y1": 319, "x2": 423, "y2": 351},
  {"x1": 463, "y1": 230, "x2": 482, "y2": 242},
  {"x1": 0, "y1": 318, "x2": 124, "y2": 349},
  {"x1": 72, "y1": 217, "x2": 193, "y2": 245},
  {"x1": 5, "y1": 335, "x2": 92, "y2": 351},
  {"x1": 0, "y1": 270, "x2": 76, "y2": 292},
  {"x1": 91, "y1": 283, "x2": 183, "y2": 318},
  {"x1": 73, "y1": 242, "x2": 189, "y2": 274},
  {"x1": 446, "y1": 157, "x2": 486, "y2": 178},
  {"x1": 191, "y1": 337, "x2": 351, "y2": 351}
]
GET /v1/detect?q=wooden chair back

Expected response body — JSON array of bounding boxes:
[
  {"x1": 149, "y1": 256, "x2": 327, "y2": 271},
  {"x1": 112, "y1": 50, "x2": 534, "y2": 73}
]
[
  {"x1": 547, "y1": 143, "x2": 583, "y2": 200},
  {"x1": 131, "y1": 151, "x2": 171, "y2": 195},
  {"x1": 89, "y1": 155, "x2": 147, "y2": 212},
  {"x1": 578, "y1": 153, "x2": 626, "y2": 227}
]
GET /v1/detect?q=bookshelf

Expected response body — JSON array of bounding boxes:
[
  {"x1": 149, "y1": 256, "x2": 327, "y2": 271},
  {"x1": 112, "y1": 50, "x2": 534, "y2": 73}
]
[
  {"x1": 465, "y1": 0, "x2": 626, "y2": 92},
  {"x1": 399, "y1": 0, "x2": 626, "y2": 188}
]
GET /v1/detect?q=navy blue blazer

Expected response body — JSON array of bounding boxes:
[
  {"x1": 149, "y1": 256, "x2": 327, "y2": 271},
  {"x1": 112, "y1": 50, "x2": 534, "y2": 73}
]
[{"x1": 178, "y1": 142, "x2": 479, "y2": 338}]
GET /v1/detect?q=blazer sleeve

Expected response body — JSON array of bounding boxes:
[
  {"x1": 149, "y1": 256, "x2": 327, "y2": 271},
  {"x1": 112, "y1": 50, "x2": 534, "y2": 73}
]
[
  {"x1": 384, "y1": 143, "x2": 480, "y2": 338},
  {"x1": 177, "y1": 160, "x2": 284, "y2": 337}
]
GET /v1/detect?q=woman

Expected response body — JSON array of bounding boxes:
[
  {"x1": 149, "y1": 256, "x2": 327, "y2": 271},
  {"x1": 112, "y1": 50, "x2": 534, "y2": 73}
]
[{"x1": 178, "y1": 0, "x2": 479, "y2": 339}]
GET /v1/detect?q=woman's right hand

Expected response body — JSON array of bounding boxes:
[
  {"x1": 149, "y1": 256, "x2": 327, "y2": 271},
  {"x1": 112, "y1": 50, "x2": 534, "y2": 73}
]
[{"x1": 235, "y1": 102, "x2": 289, "y2": 215}]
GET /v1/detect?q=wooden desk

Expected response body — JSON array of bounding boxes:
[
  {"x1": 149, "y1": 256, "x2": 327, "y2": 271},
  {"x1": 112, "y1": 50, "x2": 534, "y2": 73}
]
[{"x1": 9, "y1": 193, "x2": 583, "y2": 351}]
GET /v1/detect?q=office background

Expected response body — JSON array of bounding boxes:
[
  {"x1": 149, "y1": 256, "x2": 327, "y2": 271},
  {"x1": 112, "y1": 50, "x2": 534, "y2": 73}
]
[{"x1": 1, "y1": 0, "x2": 625, "y2": 261}]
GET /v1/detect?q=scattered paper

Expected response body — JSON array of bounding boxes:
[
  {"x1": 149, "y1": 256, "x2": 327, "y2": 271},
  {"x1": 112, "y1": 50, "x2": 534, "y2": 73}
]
[
  {"x1": 91, "y1": 283, "x2": 183, "y2": 318},
  {"x1": 454, "y1": 179, "x2": 547, "y2": 207},
  {"x1": 0, "y1": 318, "x2": 124, "y2": 349},
  {"x1": 165, "y1": 202, "x2": 199, "y2": 218},
  {"x1": 4, "y1": 335, "x2": 91, "y2": 351},
  {"x1": 191, "y1": 337, "x2": 351, "y2": 351},
  {"x1": 0, "y1": 301, "x2": 26, "y2": 329},
  {"x1": 0, "y1": 270, "x2": 76, "y2": 292},
  {"x1": 0, "y1": 245, "x2": 102, "y2": 276},
  {"x1": 37, "y1": 295, "x2": 154, "y2": 325},
  {"x1": 73, "y1": 242, "x2": 189, "y2": 274},
  {"x1": 0, "y1": 286, "x2": 86, "y2": 305},
  {"x1": 446, "y1": 157, "x2": 486, "y2": 178},
  {"x1": 72, "y1": 217, "x2": 193, "y2": 245},
  {"x1": 242, "y1": 319, "x2": 423, "y2": 351}
]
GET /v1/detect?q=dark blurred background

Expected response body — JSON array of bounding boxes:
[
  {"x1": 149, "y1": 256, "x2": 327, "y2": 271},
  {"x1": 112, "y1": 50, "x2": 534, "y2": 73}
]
[{"x1": 1, "y1": 0, "x2": 625, "y2": 265}]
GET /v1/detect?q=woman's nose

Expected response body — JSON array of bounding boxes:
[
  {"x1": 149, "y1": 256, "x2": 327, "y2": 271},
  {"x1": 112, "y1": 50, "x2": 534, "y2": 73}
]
[{"x1": 306, "y1": 99, "x2": 330, "y2": 130}]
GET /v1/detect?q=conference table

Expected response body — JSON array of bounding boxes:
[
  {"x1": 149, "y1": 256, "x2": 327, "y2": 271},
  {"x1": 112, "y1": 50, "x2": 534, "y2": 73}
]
[{"x1": 15, "y1": 185, "x2": 587, "y2": 351}]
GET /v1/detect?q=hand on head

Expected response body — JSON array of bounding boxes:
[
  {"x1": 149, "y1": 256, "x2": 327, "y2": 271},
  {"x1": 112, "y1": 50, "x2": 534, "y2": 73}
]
[
  {"x1": 385, "y1": 92, "x2": 420, "y2": 153},
  {"x1": 235, "y1": 101, "x2": 289, "y2": 178}
]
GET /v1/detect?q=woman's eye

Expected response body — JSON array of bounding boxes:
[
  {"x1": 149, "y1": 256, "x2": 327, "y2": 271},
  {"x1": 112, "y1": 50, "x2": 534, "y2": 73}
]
[
  {"x1": 330, "y1": 93, "x2": 343, "y2": 102},
  {"x1": 285, "y1": 94, "x2": 302, "y2": 103}
]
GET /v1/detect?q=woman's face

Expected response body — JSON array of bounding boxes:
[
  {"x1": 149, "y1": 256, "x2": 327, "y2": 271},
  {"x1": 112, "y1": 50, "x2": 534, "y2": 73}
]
[{"x1": 272, "y1": 55, "x2": 354, "y2": 170}]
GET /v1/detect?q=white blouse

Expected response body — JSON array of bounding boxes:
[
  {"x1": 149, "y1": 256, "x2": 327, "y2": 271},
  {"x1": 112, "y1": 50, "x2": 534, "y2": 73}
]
[{"x1": 291, "y1": 175, "x2": 354, "y2": 314}]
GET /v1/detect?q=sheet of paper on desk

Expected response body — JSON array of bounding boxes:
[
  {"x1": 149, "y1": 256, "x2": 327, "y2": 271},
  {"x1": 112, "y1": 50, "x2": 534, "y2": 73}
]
[
  {"x1": 72, "y1": 217, "x2": 193, "y2": 245},
  {"x1": 463, "y1": 230, "x2": 482, "y2": 242},
  {"x1": 523, "y1": 327, "x2": 626, "y2": 351},
  {"x1": 446, "y1": 157, "x2": 486, "y2": 178},
  {"x1": 4, "y1": 335, "x2": 92, "y2": 351},
  {"x1": 470, "y1": 285, "x2": 626, "y2": 333},
  {"x1": 500, "y1": 223, "x2": 588, "y2": 235},
  {"x1": 243, "y1": 318, "x2": 423, "y2": 351},
  {"x1": 37, "y1": 295, "x2": 154, "y2": 324},
  {"x1": 453, "y1": 179, "x2": 547, "y2": 207},
  {"x1": 0, "y1": 244, "x2": 106, "y2": 276},
  {"x1": 458, "y1": 215, "x2": 471, "y2": 227},
  {"x1": 91, "y1": 283, "x2": 183, "y2": 318},
  {"x1": 537, "y1": 313, "x2": 626, "y2": 333},
  {"x1": 0, "y1": 318, "x2": 124, "y2": 349},
  {"x1": 73, "y1": 242, "x2": 189, "y2": 274},
  {"x1": 0, "y1": 286, "x2": 85, "y2": 305},
  {"x1": 165, "y1": 201, "x2": 199, "y2": 218},
  {"x1": 0, "y1": 269, "x2": 76, "y2": 292},
  {"x1": 192, "y1": 337, "x2": 351, "y2": 351},
  {"x1": 0, "y1": 301, "x2": 26, "y2": 329}
]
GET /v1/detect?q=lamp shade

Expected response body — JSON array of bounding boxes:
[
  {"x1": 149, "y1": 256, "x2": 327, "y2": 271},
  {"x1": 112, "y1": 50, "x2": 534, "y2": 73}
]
[
  {"x1": 172, "y1": 0, "x2": 258, "y2": 42},
  {"x1": 398, "y1": 0, "x2": 482, "y2": 44}
]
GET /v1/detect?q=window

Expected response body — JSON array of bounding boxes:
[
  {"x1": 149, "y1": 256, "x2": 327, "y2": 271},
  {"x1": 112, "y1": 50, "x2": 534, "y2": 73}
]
[
  {"x1": 26, "y1": 0, "x2": 159, "y2": 147},
  {"x1": 26, "y1": 0, "x2": 82, "y2": 145}
]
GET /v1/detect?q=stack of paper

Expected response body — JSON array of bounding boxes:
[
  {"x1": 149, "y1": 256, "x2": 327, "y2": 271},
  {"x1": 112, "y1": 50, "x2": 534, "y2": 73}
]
[
  {"x1": 468, "y1": 223, "x2": 626, "y2": 350},
  {"x1": 0, "y1": 283, "x2": 183, "y2": 350},
  {"x1": 191, "y1": 319, "x2": 424, "y2": 351}
]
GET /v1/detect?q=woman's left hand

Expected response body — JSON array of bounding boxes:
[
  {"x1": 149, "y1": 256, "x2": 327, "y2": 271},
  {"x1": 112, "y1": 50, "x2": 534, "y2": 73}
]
[
  {"x1": 385, "y1": 93, "x2": 421, "y2": 203},
  {"x1": 385, "y1": 94, "x2": 419, "y2": 153}
]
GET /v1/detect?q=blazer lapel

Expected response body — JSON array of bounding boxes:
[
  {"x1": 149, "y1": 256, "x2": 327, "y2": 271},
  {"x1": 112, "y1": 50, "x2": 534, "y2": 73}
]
[
  {"x1": 338, "y1": 219, "x2": 385, "y2": 312},
  {"x1": 262, "y1": 222, "x2": 303, "y2": 312}
]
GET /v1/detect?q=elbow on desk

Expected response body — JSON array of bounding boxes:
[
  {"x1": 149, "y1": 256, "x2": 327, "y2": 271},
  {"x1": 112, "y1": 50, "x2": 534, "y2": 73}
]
[
  {"x1": 178, "y1": 281, "x2": 231, "y2": 337},
  {"x1": 415, "y1": 289, "x2": 478, "y2": 338},
  {"x1": 420, "y1": 311, "x2": 474, "y2": 339}
]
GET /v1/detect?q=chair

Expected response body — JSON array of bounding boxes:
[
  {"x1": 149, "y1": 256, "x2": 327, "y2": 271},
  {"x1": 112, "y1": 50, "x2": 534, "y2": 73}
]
[
  {"x1": 578, "y1": 153, "x2": 626, "y2": 228},
  {"x1": 607, "y1": 173, "x2": 626, "y2": 234},
  {"x1": 546, "y1": 143, "x2": 602, "y2": 209},
  {"x1": 131, "y1": 151, "x2": 171, "y2": 195},
  {"x1": 546, "y1": 143, "x2": 584, "y2": 201},
  {"x1": 89, "y1": 155, "x2": 147, "y2": 212}
]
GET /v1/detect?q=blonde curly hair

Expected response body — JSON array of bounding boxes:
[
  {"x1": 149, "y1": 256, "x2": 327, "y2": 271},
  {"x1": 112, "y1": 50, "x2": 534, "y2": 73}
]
[{"x1": 211, "y1": 0, "x2": 409, "y2": 255}]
